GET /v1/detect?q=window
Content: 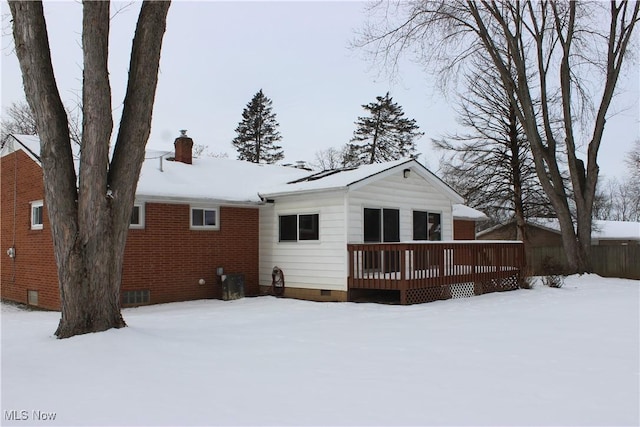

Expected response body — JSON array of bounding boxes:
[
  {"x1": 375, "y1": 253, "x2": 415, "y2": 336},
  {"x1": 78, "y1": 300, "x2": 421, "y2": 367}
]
[
  {"x1": 413, "y1": 211, "x2": 442, "y2": 241},
  {"x1": 191, "y1": 207, "x2": 219, "y2": 229},
  {"x1": 130, "y1": 204, "x2": 145, "y2": 229},
  {"x1": 364, "y1": 208, "x2": 399, "y2": 242},
  {"x1": 122, "y1": 290, "x2": 150, "y2": 305},
  {"x1": 278, "y1": 214, "x2": 319, "y2": 242},
  {"x1": 299, "y1": 214, "x2": 319, "y2": 240},
  {"x1": 30, "y1": 200, "x2": 43, "y2": 230}
]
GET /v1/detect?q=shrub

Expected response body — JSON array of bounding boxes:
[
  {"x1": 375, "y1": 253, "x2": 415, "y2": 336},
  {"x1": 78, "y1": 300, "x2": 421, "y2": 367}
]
[{"x1": 541, "y1": 256, "x2": 566, "y2": 288}]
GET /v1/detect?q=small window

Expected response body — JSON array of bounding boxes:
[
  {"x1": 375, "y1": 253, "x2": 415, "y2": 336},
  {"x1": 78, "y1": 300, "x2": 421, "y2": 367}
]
[
  {"x1": 279, "y1": 213, "x2": 319, "y2": 242},
  {"x1": 122, "y1": 290, "x2": 150, "y2": 305},
  {"x1": 130, "y1": 204, "x2": 145, "y2": 229},
  {"x1": 30, "y1": 200, "x2": 43, "y2": 230},
  {"x1": 191, "y1": 207, "x2": 219, "y2": 229}
]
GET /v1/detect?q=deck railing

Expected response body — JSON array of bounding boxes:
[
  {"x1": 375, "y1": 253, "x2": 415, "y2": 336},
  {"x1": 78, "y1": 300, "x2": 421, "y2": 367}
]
[{"x1": 347, "y1": 241, "x2": 525, "y2": 304}]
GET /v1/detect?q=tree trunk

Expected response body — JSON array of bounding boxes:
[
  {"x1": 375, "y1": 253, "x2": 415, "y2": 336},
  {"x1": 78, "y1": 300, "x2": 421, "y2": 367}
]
[
  {"x1": 508, "y1": 103, "x2": 526, "y2": 244},
  {"x1": 9, "y1": 0, "x2": 170, "y2": 338}
]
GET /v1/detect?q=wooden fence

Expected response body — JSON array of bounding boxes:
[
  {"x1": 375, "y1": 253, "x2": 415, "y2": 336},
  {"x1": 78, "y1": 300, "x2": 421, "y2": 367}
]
[{"x1": 528, "y1": 245, "x2": 640, "y2": 279}]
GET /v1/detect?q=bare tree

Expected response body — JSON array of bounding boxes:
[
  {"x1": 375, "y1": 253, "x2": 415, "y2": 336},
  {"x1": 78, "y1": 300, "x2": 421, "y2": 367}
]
[
  {"x1": 192, "y1": 143, "x2": 229, "y2": 159},
  {"x1": 357, "y1": 1, "x2": 639, "y2": 273},
  {"x1": 1, "y1": 100, "x2": 83, "y2": 146},
  {"x1": 0, "y1": 101, "x2": 37, "y2": 142},
  {"x1": 311, "y1": 146, "x2": 349, "y2": 170},
  {"x1": 434, "y1": 55, "x2": 552, "y2": 241},
  {"x1": 596, "y1": 141, "x2": 640, "y2": 221},
  {"x1": 594, "y1": 177, "x2": 640, "y2": 221},
  {"x1": 9, "y1": 1, "x2": 171, "y2": 338},
  {"x1": 625, "y1": 139, "x2": 640, "y2": 181}
]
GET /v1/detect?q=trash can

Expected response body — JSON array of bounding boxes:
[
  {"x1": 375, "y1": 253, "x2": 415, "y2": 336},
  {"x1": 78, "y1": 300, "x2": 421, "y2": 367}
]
[{"x1": 221, "y1": 274, "x2": 245, "y2": 301}]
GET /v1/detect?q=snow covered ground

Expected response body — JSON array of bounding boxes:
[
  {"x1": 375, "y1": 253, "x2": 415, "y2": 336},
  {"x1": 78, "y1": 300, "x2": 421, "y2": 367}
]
[{"x1": 1, "y1": 275, "x2": 638, "y2": 426}]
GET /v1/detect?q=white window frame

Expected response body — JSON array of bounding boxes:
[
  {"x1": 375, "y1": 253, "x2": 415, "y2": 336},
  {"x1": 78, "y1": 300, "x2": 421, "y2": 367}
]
[
  {"x1": 278, "y1": 212, "x2": 320, "y2": 243},
  {"x1": 129, "y1": 203, "x2": 145, "y2": 229},
  {"x1": 30, "y1": 200, "x2": 44, "y2": 230},
  {"x1": 190, "y1": 206, "x2": 219, "y2": 230}
]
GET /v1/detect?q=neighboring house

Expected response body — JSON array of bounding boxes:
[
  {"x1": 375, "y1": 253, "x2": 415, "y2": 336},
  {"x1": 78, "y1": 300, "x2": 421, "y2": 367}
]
[
  {"x1": 477, "y1": 218, "x2": 640, "y2": 246},
  {"x1": 452, "y1": 204, "x2": 488, "y2": 240},
  {"x1": 1, "y1": 133, "x2": 518, "y2": 310},
  {"x1": 477, "y1": 217, "x2": 640, "y2": 279}
]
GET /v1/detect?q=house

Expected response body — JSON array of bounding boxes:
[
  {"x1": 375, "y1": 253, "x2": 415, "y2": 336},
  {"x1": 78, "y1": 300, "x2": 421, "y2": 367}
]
[
  {"x1": 1, "y1": 133, "x2": 523, "y2": 309},
  {"x1": 477, "y1": 218, "x2": 640, "y2": 279},
  {"x1": 452, "y1": 204, "x2": 488, "y2": 240},
  {"x1": 477, "y1": 218, "x2": 640, "y2": 247}
]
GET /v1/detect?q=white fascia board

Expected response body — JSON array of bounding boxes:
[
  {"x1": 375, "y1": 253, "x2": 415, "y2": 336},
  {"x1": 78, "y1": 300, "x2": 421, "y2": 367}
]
[
  {"x1": 258, "y1": 186, "x2": 349, "y2": 199},
  {"x1": 134, "y1": 194, "x2": 262, "y2": 208}
]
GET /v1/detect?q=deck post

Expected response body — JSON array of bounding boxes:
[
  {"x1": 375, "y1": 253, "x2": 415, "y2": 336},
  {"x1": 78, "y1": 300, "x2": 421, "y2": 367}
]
[{"x1": 400, "y1": 289, "x2": 407, "y2": 305}]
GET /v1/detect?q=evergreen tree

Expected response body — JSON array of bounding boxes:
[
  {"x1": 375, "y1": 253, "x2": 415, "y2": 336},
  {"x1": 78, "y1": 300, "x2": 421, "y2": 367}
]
[
  {"x1": 346, "y1": 92, "x2": 423, "y2": 165},
  {"x1": 232, "y1": 89, "x2": 284, "y2": 164}
]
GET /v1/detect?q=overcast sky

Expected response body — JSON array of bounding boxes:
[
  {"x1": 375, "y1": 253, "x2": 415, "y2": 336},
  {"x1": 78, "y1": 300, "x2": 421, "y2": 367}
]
[{"x1": 1, "y1": 1, "x2": 638, "y2": 179}]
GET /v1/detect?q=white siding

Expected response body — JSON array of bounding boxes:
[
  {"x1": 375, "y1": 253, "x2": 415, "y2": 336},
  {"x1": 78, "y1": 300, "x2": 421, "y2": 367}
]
[
  {"x1": 259, "y1": 191, "x2": 348, "y2": 291},
  {"x1": 258, "y1": 169, "x2": 458, "y2": 293},
  {"x1": 348, "y1": 170, "x2": 455, "y2": 243}
]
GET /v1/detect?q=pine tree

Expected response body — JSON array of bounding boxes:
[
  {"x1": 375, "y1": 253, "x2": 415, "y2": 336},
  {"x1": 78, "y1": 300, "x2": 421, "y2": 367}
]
[
  {"x1": 346, "y1": 92, "x2": 423, "y2": 165},
  {"x1": 232, "y1": 89, "x2": 284, "y2": 164}
]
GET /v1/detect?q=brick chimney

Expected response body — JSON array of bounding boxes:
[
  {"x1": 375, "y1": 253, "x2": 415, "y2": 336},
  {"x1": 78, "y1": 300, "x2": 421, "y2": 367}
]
[{"x1": 174, "y1": 130, "x2": 193, "y2": 164}]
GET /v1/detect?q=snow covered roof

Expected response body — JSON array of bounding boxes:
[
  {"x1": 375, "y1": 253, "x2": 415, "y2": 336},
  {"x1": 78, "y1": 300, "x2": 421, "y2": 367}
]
[
  {"x1": 592, "y1": 221, "x2": 639, "y2": 241},
  {"x1": 481, "y1": 217, "x2": 640, "y2": 241},
  {"x1": 136, "y1": 153, "x2": 308, "y2": 204},
  {"x1": 2, "y1": 134, "x2": 464, "y2": 206},
  {"x1": 452, "y1": 204, "x2": 489, "y2": 221},
  {"x1": 259, "y1": 158, "x2": 464, "y2": 203}
]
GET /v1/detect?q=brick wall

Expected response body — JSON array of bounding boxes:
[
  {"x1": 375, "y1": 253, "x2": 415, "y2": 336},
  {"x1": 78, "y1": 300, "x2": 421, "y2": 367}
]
[
  {"x1": 1, "y1": 149, "x2": 260, "y2": 310},
  {"x1": 123, "y1": 204, "x2": 259, "y2": 304},
  {"x1": 1, "y1": 150, "x2": 59, "y2": 309}
]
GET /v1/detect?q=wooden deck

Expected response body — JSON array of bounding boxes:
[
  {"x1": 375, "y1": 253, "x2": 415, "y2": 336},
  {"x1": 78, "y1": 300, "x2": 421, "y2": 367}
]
[{"x1": 347, "y1": 241, "x2": 525, "y2": 304}]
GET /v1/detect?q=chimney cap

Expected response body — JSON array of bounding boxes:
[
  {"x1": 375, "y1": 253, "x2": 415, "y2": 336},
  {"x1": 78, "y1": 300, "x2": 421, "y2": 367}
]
[{"x1": 179, "y1": 129, "x2": 188, "y2": 137}]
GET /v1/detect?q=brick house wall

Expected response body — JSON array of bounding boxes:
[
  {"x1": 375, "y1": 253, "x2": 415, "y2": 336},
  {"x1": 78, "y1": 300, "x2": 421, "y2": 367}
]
[
  {"x1": 1, "y1": 149, "x2": 260, "y2": 310},
  {"x1": 123, "y1": 204, "x2": 259, "y2": 305},
  {"x1": 1, "y1": 150, "x2": 59, "y2": 309}
]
